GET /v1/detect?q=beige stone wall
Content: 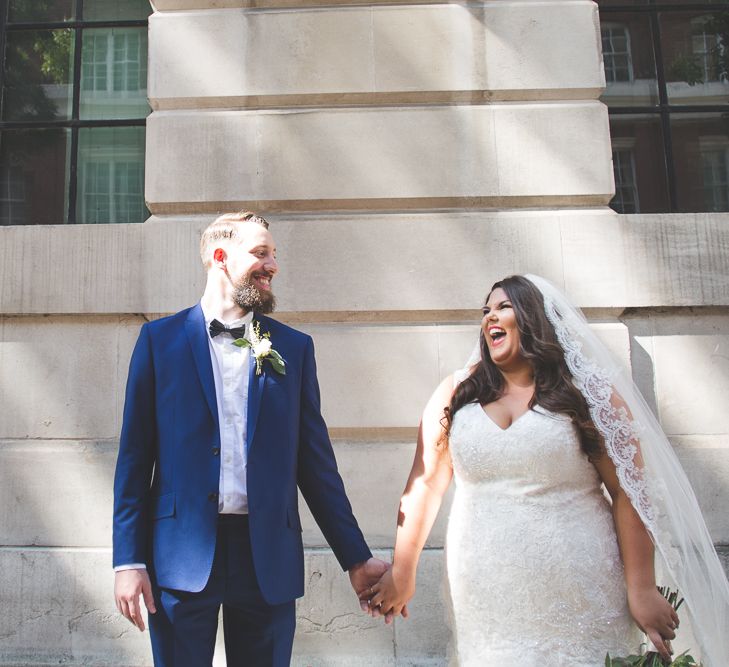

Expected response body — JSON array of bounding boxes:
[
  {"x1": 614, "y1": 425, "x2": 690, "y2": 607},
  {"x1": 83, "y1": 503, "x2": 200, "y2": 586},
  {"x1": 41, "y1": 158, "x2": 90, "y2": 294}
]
[
  {"x1": 3, "y1": 212, "x2": 728, "y2": 315},
  {"x1": 1, "y1": 0, "x2": 728, "y2": 664},
  {"x1": 2, "y1": 217, "x2": 728, "y2": 665}
]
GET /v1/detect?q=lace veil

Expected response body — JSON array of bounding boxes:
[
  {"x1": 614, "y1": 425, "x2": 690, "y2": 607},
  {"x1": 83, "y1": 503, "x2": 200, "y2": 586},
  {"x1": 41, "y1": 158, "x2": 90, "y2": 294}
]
[
  {"x1": 462, "y1": 274, "x2": 729, "y2": 666},
  {"x1": 526, "y1": 274, "x2": 729, "y2": 666}
]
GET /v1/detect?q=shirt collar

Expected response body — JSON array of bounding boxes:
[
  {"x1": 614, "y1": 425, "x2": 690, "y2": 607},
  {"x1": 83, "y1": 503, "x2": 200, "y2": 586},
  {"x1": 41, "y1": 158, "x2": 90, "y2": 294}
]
[{"x1": 200, "y1": 303, "x2": 254, "y2": 331}]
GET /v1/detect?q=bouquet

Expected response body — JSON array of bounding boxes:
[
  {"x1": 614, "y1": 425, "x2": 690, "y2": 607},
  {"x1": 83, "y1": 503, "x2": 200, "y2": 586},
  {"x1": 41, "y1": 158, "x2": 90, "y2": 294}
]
[{"x1": 605, "y1": 588, "x2": 702, "y2": 667}]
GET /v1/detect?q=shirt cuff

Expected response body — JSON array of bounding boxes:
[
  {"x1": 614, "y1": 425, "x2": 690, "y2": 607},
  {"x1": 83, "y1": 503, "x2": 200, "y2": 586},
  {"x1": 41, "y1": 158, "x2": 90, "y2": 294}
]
[{"x1": 114, "y1": 563, "x2": 147, "y2": 572}]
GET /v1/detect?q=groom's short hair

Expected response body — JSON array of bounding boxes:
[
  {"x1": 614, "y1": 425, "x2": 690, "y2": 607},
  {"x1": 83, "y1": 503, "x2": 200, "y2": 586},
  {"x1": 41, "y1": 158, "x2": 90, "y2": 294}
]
[{"x1": 200, "y1": 211, "x2": 269, "y2": 267}]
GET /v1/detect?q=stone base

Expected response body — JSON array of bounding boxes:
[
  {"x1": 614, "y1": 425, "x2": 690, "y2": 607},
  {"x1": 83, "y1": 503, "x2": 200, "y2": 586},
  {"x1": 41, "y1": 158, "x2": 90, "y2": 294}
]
[{"x1": 0, "y1": 548, "x2": 448, "y2": 666}]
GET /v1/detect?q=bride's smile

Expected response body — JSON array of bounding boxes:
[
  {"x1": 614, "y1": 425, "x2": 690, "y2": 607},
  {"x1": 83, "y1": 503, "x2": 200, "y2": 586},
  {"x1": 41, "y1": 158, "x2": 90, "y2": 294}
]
[{"x1": 481, "y1": 287, "x2": 523, "y2": 370}]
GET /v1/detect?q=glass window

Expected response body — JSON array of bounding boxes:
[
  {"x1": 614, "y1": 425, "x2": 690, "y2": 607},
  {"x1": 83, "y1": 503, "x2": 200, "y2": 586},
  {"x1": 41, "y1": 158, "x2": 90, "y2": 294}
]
[
  {"x1": 1, "y1": 29, "x2": 74, "y2": 121},
  {"x1": 662, "y1": 11, "x2": 729, "y2": 105},
  {"x1": 671, "y1": 113, "x2": 729, "y2": 212},
  {"x1": 84, "y1": 0, "x2": 152, "y2": 22},
  {"x1": 597, "y1": 0, "x2": 648, "y2": 5},
  {"x1": 80, "y1": 28, "x2": 149, "y2": 120},
  {"x1": 77, "y1": 127, "x2": 147, "y2": 224},
  {"x1": 600, "y1": 14, "x2": 658, "y2": 108},
  {"x1": 701, "y1": 145, "x2": 729, "y2": 210},
  {"x1": 602, "y1": 24, "x2": 634, "y2": 83},
  {"x1": 612, "y1": 146, "x2": 640, "y2": 213},
  {"x1": 658, "y1": 0, "x2": 729, "y2": 5},
  {"x1": 0, "y1": 166, "x2": 27, "y2": 225},
  {"x1": 0, "y1": 1, "x2": 152, "y2": 224},
  {"x1": 600, "y1": 2, "x2": 729, "y2": 213},
  {"x1": 691, "y1": 18, "x2": 725, "y2": 82},
  {"x1": 609, "y1": 116, "x2": 670, "y2": 214},
  {"x1": 8, "y1": 0, "x2": 75, "y2": 23},
  {"x1": 0, "y1": 129, "x2": 72, "y2": 225}
]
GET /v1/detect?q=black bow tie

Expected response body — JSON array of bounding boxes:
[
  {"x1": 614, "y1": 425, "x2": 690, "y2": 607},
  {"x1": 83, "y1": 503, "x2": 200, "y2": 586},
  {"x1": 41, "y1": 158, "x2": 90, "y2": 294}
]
[{"x1": 209, "y1": 319, "x2": 247, "y2": 340}]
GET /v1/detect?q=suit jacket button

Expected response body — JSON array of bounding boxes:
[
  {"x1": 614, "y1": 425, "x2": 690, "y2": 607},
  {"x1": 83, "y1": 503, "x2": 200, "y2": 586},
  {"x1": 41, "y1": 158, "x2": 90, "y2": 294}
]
[
  {"x1": 208, "y1": 492, "x2": 218, "y2": 501},
  {"x1": 212, "y1": 447, "x2": 220, "y2": 456}
]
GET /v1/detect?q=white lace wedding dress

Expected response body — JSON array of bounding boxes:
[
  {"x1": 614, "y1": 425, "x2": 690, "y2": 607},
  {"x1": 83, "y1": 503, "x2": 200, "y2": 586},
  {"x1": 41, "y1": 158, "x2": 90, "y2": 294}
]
[{"x1": 446, "y1": 402, "x2": 642, "y2": 666}]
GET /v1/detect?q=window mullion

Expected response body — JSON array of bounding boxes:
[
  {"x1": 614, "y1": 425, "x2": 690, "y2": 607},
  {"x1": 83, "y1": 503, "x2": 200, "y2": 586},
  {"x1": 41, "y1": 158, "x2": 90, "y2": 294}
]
[
  {"x1": 108, "y1": 31, "x2": 114, "y2": 94},
  {"x1": 110, "y1": 160, "x2": 116, "y2": 223},
  {"x1": 68, "y1": 127, "x2": 80, "y2": 224},
  {"x1": 647, "y1": 9, "x2": 679, "y2": 213},
  {"x1": 68, "y1": 0, "x2": 84, "y2": 224},
  {"x1": 0, "y1": 3, "x2": 7, "y2": 119}
]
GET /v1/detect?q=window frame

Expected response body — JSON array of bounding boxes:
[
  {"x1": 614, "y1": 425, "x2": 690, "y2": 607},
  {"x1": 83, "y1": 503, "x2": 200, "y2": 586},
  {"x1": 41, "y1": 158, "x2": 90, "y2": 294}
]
[
  {"x1": 0, "y1": 0, "x2": 149, "y2": 224},
  {"x1": 600, "y1": 1, "x2": 729, "y2": 213}
]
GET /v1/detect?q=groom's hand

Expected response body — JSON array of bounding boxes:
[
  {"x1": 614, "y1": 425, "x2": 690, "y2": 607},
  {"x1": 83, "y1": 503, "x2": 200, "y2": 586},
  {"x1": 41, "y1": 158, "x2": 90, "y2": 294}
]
[
  {"x1": 114, "y1": 568, "x2": 156, "y2": 632},
  {"x1": 348, "y1": 558, "x2": 409, "y2": 624}
]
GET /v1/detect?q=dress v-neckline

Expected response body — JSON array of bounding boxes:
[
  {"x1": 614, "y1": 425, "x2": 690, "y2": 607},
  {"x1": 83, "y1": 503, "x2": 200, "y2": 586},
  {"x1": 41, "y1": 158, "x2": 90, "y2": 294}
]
[{"x1": 478, "y1": 404, "x2": 536, "y2": 433}]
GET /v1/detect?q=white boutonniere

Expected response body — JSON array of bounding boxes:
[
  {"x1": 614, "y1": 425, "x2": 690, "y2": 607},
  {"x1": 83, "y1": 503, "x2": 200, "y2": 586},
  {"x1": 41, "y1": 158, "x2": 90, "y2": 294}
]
[{"x1": 233, "y1": 320, "x2": 286, "y2": 376}]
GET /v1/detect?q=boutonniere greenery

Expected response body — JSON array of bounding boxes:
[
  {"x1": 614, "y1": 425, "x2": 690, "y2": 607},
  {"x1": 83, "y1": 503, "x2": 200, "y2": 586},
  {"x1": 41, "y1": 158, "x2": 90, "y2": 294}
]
[
  {"x1": 606, "y1": 588, "x2": 702, "y2": 667},
  {"x1": 233, "y1": 320, "x2": 286, "y2": 376}
]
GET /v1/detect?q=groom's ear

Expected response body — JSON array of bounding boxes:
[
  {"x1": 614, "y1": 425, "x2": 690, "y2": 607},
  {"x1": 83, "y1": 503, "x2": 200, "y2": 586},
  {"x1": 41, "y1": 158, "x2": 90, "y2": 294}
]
[{"x1": 213, "y1": 248, "x2": 226, "y2": 264}]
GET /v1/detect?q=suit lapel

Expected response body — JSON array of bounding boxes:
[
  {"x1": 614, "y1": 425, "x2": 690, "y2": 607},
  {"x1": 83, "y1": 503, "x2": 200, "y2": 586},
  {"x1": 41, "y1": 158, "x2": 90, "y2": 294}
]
[
  {"x1": 185, "y1": 304, "x2": 219, "y2": 429},
  {"x1": 246, "y1": 314, "x2": 266, "y2": 455}
]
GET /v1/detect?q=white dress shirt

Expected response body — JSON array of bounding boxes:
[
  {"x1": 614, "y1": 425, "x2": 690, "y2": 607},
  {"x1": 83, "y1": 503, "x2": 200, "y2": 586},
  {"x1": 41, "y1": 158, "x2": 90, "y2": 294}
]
[
  {"x1": 202, "y1": 305, "x2": 253, "y2": 514},
  {"x1": 115, "y1": 307, "x2": 253, "y2": 571}
]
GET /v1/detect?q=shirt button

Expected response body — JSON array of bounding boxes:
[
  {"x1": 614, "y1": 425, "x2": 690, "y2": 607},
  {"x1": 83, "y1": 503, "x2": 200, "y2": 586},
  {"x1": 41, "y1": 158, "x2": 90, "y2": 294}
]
[
  {"x1": 212, "y1": 447, "x2": 220, "y2": 456},
  {"x1": 208, "y1": 492, "x2": 218, "y2": 502}
]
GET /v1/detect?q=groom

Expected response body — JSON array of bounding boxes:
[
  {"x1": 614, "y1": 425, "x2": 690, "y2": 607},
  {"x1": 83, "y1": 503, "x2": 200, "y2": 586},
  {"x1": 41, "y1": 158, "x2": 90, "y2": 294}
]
[{"x1": 113, "y1": 211, "x2": 387, "y2": 666}]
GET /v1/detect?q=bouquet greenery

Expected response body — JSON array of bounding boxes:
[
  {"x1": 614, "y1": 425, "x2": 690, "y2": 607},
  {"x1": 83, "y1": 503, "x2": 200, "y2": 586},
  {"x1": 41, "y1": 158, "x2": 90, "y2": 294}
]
[{"x1": 605, "y1": 588, "x2": 702, "y2": 667}]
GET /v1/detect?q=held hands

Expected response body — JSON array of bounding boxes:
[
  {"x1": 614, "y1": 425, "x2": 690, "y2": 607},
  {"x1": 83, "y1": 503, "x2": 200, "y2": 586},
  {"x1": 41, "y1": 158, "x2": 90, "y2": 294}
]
[
  {"x1": 348, "y1": 558, "x2": 410, "y2": 625},
  {"x1": 628, "y1": 586, "x2": 680, "y2": 663},
  {"x1": 362, "y1": 565, "x2": 414, "y2": 625},
  {"x1": 114, "y1": 569, "x2": 156, "y2": 632}
]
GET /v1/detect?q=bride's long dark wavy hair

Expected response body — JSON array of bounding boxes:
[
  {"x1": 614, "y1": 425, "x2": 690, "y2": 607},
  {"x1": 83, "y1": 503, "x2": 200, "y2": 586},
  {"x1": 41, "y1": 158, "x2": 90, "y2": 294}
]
[{"x1": 443, "y1": 275, "x2": 602, "y2": 460}]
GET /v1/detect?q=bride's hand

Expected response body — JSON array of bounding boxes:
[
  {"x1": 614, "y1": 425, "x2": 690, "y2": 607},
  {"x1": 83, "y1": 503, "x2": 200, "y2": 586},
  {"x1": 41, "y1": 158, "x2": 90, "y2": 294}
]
[
  {"x1": 628, "y1": 587, "x2": 680, "y2": 663},
  {"x1": 366, "y1": 566, "x2": 415, "y2": 624}
]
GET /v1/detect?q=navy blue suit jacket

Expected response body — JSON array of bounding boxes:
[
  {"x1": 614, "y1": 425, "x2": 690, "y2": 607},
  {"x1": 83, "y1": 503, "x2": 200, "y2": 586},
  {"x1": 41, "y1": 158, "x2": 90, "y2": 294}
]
[{"x1": 113, "y1": 305, "x2": 371, "y2": 604}]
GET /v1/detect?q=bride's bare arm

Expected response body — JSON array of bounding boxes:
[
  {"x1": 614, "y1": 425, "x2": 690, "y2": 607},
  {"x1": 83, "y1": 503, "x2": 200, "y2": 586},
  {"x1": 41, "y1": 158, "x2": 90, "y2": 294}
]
[
  {"x1": 367, "y1": 375, "x2": 455, "y2": 621},
  {"x1": 592, "y1": 452, "x2": 679, "y2": 662}
]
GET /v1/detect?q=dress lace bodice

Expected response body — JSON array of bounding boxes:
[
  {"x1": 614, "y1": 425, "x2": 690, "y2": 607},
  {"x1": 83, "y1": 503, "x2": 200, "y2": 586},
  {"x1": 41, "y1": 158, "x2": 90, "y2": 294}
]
[{"x1": 445, "y1": 402, "x2": 640, "y2": 666}]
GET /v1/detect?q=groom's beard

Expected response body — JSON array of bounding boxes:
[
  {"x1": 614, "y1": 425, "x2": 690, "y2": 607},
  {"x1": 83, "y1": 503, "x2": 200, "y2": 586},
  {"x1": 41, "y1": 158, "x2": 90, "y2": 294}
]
[{"x1": 232, "y1": 274, "x2": 276, "y2": 314}]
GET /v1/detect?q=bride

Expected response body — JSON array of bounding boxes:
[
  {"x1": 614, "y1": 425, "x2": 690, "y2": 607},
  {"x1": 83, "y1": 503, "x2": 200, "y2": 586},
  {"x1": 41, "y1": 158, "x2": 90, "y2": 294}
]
[{"x1": 366, "y1": 275, "x2": 729, "y2": 666}]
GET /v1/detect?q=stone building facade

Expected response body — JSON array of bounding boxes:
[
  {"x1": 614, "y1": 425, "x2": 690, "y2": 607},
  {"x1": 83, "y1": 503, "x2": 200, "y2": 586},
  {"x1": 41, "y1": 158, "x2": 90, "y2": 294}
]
[{"x1": 1, "y1": 0, "x2": 728, "y2": 664}]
